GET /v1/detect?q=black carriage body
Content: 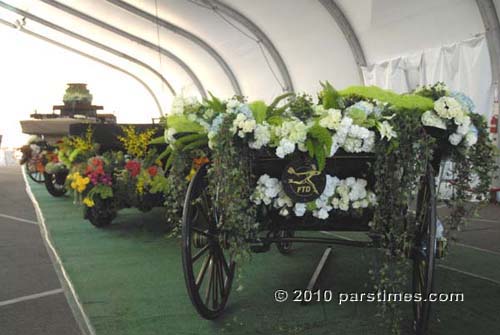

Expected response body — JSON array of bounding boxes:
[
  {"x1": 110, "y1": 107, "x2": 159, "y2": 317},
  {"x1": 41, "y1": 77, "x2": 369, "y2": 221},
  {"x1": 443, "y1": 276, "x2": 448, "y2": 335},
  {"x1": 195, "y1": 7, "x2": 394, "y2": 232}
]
[
  {"x1": 252, "y1": 150, "x2": 376, "y2": 233},
  {"x1": 69, "y1": 123, "x2": 164, "y2": 153}
]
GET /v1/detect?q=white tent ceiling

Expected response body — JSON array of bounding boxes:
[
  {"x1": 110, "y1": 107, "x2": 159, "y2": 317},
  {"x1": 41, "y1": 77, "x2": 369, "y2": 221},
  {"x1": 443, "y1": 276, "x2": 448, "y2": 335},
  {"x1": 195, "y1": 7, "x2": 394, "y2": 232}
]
[{"x1": 0, "y1": 0, "x2": 497, "y2": 114}]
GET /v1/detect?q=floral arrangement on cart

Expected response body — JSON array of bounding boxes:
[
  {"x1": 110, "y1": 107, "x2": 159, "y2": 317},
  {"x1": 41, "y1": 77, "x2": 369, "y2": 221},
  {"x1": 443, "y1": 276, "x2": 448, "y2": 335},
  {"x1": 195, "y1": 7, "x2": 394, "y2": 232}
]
[
  {"x1": 65, "y1": 125, "x2": 168, "y2": 227},
  {"x1": 159, "y1": 82, "x2": 496, "y2": 334}
]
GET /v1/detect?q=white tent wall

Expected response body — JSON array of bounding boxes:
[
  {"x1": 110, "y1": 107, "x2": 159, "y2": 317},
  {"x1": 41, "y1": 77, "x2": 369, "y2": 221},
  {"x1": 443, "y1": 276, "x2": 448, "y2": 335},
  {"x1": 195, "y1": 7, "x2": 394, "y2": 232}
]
[
  {"x1": 361, "y1": 36, "x2": 493, "y2": 119},
  {"x1": 337, "y1": 0, "x2": 485, "y2": 64}
]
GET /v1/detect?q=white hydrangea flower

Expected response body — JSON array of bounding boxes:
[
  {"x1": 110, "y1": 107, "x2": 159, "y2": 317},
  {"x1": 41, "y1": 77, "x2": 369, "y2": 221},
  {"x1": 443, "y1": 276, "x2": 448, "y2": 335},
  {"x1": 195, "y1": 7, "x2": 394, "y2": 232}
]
[
  {"x1": 276, "y1": 139, "x2": 296, "y2": 158},
  {"x1": 232, "y1": 112, "x2": 256, "y2": 138},
  {"x1": 279, "y1": 208, "x2": 289, "y2": 216},
  {"x1": 448, "y1": 133, "x2": 463, "y2": 146},
  {"x1": 249, "y1": 123, "x2": 271, "y2": 149},
  {"x1": 454, "y1": 114, "x2": 471, "y2": 128},
  {"x1": 464, "y1": 131, "x2": 478, "y2": 147},
  {"x1": 313, "y1": 104, "x2": 326, "y2": 116},
  {"x1": 313, "y1": 208, "x2": 330, "y2": 219},
  {"x1": 421, "y1": 110, "x2": 446, "y2": 130},
  {"x1": 360, "y1": 131, "x2": 376, "y2": 152},
  {"x1": 294, "y1": 203, "x2": 307, "y2": 217},
  {"x1": 319, "y1": 109, "x2": 342, "y2": 130},
  {"x1": 434, "y1": 97, "x2": 465, "y2": 120}
]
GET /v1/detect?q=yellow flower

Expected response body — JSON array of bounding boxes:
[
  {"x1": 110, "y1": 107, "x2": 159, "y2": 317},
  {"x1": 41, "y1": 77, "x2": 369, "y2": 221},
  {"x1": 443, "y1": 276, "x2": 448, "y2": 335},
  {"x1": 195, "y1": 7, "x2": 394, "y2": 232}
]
[
  {"x1": 83, "y1": 197, "x2": 95, "y2": 207},
  {"x1": 186, "y1": 168, "x2": 196, "y2": 181},
  {"x1": 69, "y1": 172, "x2": 90, "y2": 193}
]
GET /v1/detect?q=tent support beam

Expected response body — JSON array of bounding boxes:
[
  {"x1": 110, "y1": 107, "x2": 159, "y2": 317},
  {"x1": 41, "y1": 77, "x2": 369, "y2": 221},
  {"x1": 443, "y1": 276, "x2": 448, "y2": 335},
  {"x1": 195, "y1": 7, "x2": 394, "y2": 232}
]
[
  {"x1": 318, "y1": 0, "x2": 367, "y2": 83},
  {"x1": 476, "y1": 0, "x2": 500, "y2": 187},
  {"x1": 106, "y1": 0, "x2": 242, "y2": 96},
  {"x1": 0, "y1": 17, "x2": 164, "y2": 116},
  {"x1": 40, "y1": 0, "x2": 207, "y2": 98},
  {"x1": 0, "y1": 1, "x2": 176, "y2": 97},
  {"x1": 202, "y1": 0, "x2": 294, "y2": 92}
]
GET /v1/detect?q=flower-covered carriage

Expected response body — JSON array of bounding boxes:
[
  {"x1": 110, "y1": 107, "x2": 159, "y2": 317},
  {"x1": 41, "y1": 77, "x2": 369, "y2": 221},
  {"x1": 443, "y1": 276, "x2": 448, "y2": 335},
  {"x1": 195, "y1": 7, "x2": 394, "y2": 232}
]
[
  {"x1": 162, "y1": 82, "x2": 494, "y2": 334},
  {"x1": 63, "y1": 123, "x2": 168, "y2": 227}
]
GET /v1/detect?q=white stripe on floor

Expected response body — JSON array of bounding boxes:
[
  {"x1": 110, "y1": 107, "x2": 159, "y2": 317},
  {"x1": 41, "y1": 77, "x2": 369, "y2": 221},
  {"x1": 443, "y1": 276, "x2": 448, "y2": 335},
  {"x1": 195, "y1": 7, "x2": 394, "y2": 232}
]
[
  {"x1": 437, "y1": 265, "x2": 500, "y2": 286},
  {"x1": 0, "y1": 288, "x2": 63, "y2": 307},
  {"x1": 321, "y1": 231, "x2": 354, "y2": 241},
  {"x1": 22, "y1": 166, "x2": 97, "y2": 335},
  {"x1": 0, "y1": 213, "x2": 37, "y2": 224},
  {"x1": 455, "y1": 243, "x2": 500, "y2": 257},
  {"x1": 466, "y1": 217, "x2": 499, "y2": 224}
]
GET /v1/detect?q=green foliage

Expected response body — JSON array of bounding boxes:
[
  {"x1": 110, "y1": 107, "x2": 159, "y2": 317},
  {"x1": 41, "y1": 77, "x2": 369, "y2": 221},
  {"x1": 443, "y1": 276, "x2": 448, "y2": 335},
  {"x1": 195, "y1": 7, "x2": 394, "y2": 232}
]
[
  {"x1": 340, "y1": 86, "x2": 434, "y2": 112},
  {"x1": 306, "y1": 123, "x2": 333, "y2": 170},
  {"x1": 286, "y1": 93, "x2": 315, "y2": 121},
  {"x1": 165, "y1": 115, "x2": 205, "y2": 134},
  {"x1": 208, "y1": 115, "x2": 257, "y2": 263},
  {"x1": 205, "y1": 92, "x2": 225, "y2": 114},
  {"x1": 319, "y1": 81, "x2": 344, "y2": 109},
  {"x1": 249, "y1": 100, "x2": 268, "y2": 124},
  {"x1": 87, "y1": 184, "x2": 113, "y2": 200},
  {"x1": 267, "y1": 92, "x2": 294, "y2": 117}
]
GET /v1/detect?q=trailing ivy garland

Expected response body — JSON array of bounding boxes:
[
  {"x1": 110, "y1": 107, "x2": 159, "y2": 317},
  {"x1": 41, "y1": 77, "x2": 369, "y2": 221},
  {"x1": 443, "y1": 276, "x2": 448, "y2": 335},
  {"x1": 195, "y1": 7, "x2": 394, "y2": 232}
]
[{"x1": 158, "y1": 82, "x2": 496, "y2": 333}]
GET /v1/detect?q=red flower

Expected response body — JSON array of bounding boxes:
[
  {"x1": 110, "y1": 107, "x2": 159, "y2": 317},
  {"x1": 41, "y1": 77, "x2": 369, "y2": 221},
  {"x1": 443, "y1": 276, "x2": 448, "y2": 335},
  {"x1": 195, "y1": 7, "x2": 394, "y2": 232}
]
[
  {"x1": 125, "y1": 160, "x2": 141, "y2": 177},
  {"x1": 147, "y1": 165, "x2": 158, "y2": 177}
]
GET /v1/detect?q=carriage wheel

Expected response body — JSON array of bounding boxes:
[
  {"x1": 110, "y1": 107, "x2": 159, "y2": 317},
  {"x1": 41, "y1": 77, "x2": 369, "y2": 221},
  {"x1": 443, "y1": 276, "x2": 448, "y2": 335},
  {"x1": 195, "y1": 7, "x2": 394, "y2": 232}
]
[
  {"x1": 44, "y1": 172, "x2": 68, "y2": 197},
  {"x1": 182, "y1": 164, "x2": 235, "y2": 319},
  {"x1": 25, "y1": 162, "x2": 45, "y2": 183},
  {"x1": 412, "y1": 164, "x2": 437, "y2": 335},
  {"x1": 276, "y1": 230, "x2": 294, "y2": 254}
]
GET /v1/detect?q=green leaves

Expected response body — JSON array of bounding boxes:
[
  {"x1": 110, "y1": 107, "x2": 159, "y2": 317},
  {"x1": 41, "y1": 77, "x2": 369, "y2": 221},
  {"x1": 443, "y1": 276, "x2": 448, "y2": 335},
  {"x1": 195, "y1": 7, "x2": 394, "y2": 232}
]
[
  {"x1": 249, "y1": 100, "x2": 267, "y2": 124},
  {"x1": 306, "y1": 123, "x2": 333, "y2": 170},
  {"x1": 319, "y1": 81, "x2": 344, "y2": 109},
  {"x1": 205, "y1": 92, "x2": 225, "y2": 114},
  {"x1": 166, "y1": 115, "x2": 205, "y2": 134}
]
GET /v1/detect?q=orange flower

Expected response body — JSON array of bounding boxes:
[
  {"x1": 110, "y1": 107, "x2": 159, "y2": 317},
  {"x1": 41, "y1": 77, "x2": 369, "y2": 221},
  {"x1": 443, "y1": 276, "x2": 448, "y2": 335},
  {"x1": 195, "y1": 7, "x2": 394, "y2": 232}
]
[{"x1": 193, "y1": 156, "x2": 209, "y2": 169}]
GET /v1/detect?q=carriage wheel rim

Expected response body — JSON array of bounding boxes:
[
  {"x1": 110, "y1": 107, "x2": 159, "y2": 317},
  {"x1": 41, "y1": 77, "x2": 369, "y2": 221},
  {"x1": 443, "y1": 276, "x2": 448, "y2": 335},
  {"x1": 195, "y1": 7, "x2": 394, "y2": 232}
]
[
  {"x1": 412, "y1": 165, "x2": 437, "y2": 334},
  {"x1": 182, "y1": 164, "x2": 235, "y2": 319}
]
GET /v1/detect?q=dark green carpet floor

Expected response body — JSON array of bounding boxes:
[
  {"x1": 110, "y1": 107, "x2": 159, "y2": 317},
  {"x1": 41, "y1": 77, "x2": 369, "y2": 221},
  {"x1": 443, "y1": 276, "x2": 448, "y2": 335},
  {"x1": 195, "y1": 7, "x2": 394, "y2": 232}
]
[{"x1": 28, "y1": 180, "x2": 500, "y2": 335}]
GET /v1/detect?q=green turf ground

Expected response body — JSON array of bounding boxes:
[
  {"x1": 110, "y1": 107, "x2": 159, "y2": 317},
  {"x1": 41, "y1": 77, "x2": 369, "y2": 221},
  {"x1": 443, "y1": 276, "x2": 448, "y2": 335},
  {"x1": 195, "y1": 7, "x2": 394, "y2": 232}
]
[{"x1": 28, "y1": 180, "x2": 500, "y2": 335}]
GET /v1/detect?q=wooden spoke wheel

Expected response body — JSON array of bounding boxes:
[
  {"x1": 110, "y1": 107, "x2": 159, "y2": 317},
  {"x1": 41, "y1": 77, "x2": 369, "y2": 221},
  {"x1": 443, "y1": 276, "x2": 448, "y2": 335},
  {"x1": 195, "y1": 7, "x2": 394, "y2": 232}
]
[
  {"x1": 25, "y1": 162, "x2": 45, "y2": 183},
  {"x1": 276, "y1": 230, "x2": 294, "y2": 255},
  {"x1": 182, "y1": 164, "x2": 235, "y2": 319},
  {"x1": 412, "y1": 164, "x2": 437, "y2": 335},
  {"x1": 44, "y1": 172, "x2": 68, "y2": 197}
]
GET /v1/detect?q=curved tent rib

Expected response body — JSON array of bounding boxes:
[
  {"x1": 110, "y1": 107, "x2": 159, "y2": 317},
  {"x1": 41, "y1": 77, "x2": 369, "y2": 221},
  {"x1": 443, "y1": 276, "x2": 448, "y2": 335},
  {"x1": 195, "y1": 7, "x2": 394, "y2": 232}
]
[
  {"x1": 39, "y1": 0, "x2": 207, "y2": 98},
  {"x1": 475, "y1": 0, "x2": 500, "y2": 185},
  {"x1": 105, "y1": 0, "x2": 242, "y2": 96},
  {"x1": 201, "y1": 0, "x2": 294, "y2": 92},
  {"x1": 318, "y1": 0, "x2": 367, "y2": 81},
  {"x1": 0, "y1": 17, "x2": 164, "y2": 116},
  {"x1": 0, "y1": 1, "x2": 176, "y2": 97}
]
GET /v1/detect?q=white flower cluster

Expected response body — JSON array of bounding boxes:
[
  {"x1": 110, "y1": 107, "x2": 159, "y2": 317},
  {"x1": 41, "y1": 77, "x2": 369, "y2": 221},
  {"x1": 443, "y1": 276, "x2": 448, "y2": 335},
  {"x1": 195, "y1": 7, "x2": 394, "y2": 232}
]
[
  {"x1": 329, "y1": 117, "x2": 376, "y2": 156},
  {"x1": 232, "y1": 113, "x2": 256, "y2": 138},
  {"x1": 251, "y1": 174, "x2": 377, "y2": 220},
  {"x1": 249, "y1": 123, "x2": 271, "y2": 149},
  {"x1": 422, "y1": 96, "x2": 478, "y2": 147},
  {"x1": 273, "y1": 119, "x2": 309, "y2": 158}
]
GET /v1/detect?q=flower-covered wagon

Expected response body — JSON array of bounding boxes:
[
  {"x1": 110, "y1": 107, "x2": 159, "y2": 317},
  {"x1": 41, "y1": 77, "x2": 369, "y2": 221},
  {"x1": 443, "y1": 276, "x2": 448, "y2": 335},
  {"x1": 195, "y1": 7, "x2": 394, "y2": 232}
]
[
  {"x1": 161, "y1": 82, "x2": 495, "y2": 334},
  {"x1": 64, "y1": 124, "x2": 169, "y2": 227}
]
